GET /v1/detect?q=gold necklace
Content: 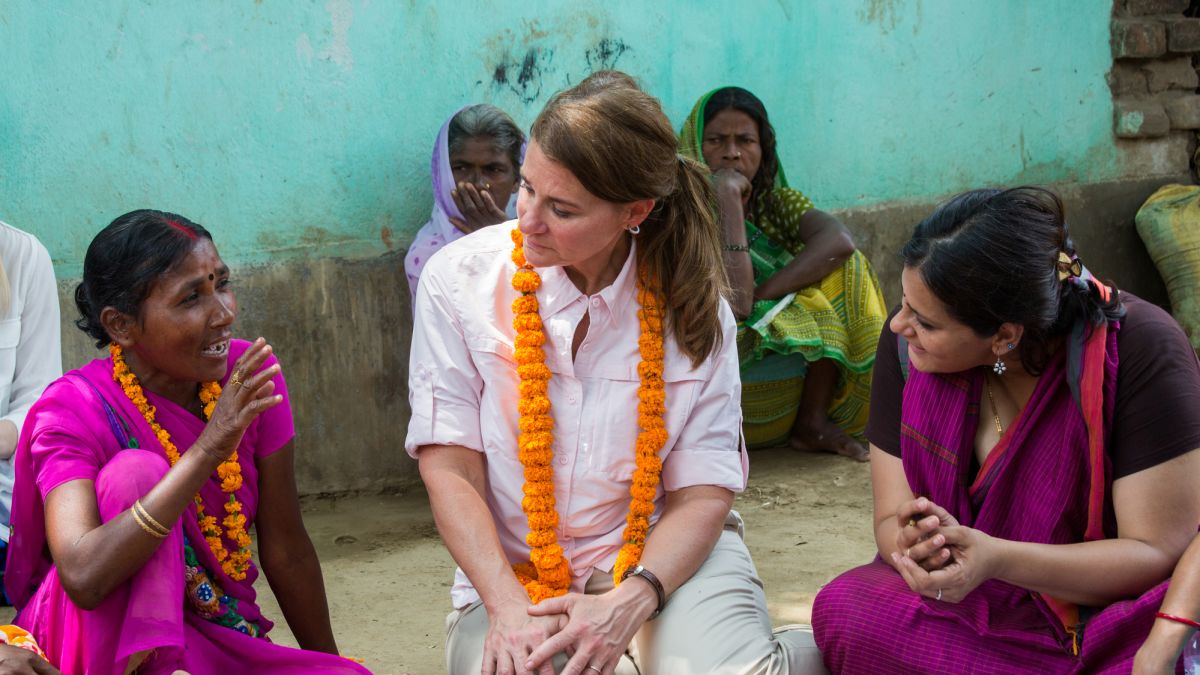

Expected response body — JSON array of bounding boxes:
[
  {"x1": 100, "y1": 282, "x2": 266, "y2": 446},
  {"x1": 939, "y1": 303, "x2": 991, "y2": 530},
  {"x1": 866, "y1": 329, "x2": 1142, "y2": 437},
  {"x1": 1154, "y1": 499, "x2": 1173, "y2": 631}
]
[{"x1": 985, "y1": 378, "x2": 1004, "y2": 436}]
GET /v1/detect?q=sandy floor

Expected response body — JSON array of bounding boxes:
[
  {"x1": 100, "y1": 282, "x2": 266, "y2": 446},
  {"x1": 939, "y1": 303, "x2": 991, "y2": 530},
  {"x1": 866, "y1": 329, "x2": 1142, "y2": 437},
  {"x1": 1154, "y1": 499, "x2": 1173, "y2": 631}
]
[{"x1": 257, "y1": 447, "x2": 878, "y2": 675}]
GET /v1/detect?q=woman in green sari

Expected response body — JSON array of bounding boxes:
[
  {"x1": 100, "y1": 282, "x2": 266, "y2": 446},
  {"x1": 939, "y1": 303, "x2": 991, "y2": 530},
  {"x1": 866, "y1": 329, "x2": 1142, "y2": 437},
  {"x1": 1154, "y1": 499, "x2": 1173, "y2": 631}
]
[{"x1": 680, "y1": 86, "x2": 886, "y2": 461}]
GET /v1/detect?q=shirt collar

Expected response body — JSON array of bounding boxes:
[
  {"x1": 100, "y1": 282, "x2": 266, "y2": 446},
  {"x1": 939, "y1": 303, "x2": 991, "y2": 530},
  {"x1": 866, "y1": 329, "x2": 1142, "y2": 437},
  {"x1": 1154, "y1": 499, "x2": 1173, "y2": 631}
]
[{"x1": 536, "y1": 239, "x2": 638, "y2": 319}]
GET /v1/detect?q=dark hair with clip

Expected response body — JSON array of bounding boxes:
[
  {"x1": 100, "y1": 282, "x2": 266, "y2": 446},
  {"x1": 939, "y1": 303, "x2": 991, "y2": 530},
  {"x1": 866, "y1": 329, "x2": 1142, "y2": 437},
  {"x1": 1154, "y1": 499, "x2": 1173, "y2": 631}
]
[{"x1": 901, "y1": 186, "x2": 1124, "y2": 374}]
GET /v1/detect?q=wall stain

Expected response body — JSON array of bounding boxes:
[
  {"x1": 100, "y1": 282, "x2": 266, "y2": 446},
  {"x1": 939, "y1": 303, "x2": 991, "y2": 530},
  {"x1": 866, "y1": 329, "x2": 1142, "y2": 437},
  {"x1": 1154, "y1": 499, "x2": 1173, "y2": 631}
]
[
  {"x1": 381, "y1": 226, "x2": 394, "y2": 250},
  {"x1": 491, "y1": 47, "x2": 553, "y2": 104},
  {"x1": 584, "y1": 38, "x2": 629, "y2": 71}
]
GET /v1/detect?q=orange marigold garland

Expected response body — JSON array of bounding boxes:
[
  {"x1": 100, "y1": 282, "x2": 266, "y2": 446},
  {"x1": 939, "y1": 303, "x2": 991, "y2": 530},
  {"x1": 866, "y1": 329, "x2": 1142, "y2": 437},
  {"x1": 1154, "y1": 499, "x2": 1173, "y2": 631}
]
[
  {"x1": 509, "y1": 228, "x2": 667, "y2": 602},
  {"x1": 110, "y1": 344, "x2": 254, "y2": 581}
]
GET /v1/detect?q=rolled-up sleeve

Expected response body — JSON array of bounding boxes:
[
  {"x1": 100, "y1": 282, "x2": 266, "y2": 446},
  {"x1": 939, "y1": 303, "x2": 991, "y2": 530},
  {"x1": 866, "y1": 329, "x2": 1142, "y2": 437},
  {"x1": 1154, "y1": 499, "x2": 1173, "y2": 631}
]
[
  {"x1": 404, "y1": 256, "x2": 485, "y2": 458},
  {"x1": 661, "y1": 302, "x2": 748, "y2": 493}
]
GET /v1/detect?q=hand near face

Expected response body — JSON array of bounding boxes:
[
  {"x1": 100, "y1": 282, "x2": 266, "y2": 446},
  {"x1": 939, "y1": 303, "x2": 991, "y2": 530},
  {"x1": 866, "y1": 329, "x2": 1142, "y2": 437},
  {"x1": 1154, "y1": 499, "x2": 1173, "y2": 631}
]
[
  {"x1": 451, "y1": 182, "x2": 509, "y2": 234},
  {"x1": 712, "y1": 168, "x2": 752, "y2": 208},
  {"x1": 194, "y1": 338, "x2": 283, "y2": 461}
]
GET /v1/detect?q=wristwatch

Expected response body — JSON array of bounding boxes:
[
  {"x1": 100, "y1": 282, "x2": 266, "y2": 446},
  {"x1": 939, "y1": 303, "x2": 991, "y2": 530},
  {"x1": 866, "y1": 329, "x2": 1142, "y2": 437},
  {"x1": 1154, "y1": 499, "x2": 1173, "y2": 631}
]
[{"x1": 621, "y1": 564, "x2": 666, "y2": 619}]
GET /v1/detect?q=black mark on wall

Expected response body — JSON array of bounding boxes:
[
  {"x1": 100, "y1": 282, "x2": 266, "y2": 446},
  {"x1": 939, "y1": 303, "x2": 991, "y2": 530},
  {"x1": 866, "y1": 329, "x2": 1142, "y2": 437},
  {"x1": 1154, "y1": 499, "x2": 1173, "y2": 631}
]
[
  {"x1": 491, "y1": 47, "x2": 552, "y2": 104},
  {"x1": 584, "y1": 38, "x2": 630, "y2": 71}
]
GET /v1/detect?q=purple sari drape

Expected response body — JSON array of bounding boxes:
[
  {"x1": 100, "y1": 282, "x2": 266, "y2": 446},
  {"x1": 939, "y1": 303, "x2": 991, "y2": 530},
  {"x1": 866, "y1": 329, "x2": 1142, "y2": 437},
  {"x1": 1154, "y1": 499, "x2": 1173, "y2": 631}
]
[
  {"x1": 814, "y1": 322, "x2": 1173, "y2": 674},
  {"x1": 6, "y1": 340, "x2": 369, "y2": 674}
]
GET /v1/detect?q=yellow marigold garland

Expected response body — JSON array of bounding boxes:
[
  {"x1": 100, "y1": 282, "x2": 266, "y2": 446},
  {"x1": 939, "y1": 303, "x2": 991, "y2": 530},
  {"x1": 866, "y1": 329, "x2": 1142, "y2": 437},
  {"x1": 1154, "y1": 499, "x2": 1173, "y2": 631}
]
[
  {"x1": 509, "y1": 228, "x2": 668, "y2": 602},
  {"x1": 110, "y1": 344, "x2": 254, "y2": 581}
]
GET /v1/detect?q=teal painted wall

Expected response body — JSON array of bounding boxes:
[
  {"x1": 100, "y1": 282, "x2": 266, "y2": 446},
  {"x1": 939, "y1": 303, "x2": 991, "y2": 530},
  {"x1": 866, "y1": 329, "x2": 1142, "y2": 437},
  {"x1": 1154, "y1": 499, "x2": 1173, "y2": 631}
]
[{"x1": 2, "y1": 0, "x2": 1120, "y2": 275}]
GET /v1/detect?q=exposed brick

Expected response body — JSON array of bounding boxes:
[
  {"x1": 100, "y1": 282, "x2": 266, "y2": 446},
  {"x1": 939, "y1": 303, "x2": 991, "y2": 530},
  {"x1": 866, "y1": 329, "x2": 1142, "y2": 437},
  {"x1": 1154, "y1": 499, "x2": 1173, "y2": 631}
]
[
  {"x1": 1165, "y1": 17, "x2": 1200, "y2": 51},
  {"x1": 1123, "y1": 0, "x2": 1189, "y2": 16},
  {"x1": 1113, "y1": 19, "x2": 1167, "y2": 59},
  {"x1": 1114, "y1": 99, "x2": 1171, "y2": 137},
  {"x1": 1164, "y1": 94, "x2": 1200, "y2": 128},
  {"x1": 1141, "y1": 57, "x2": 1199, "y2": 92},
  {"x1": 1108, "y1": 62, "x2": 1150, "y2": 95}
]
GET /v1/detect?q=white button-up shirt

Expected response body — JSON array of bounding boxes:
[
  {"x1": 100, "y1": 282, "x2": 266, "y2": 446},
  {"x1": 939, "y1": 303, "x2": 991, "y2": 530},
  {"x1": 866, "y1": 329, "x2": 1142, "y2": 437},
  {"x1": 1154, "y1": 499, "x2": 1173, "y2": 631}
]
[
  {"x1": 406, "y1": 223, "x2": 747, "y2": 608},
  {"x1": 0, "y1": 221, "x2": 62, "y2": 539}
]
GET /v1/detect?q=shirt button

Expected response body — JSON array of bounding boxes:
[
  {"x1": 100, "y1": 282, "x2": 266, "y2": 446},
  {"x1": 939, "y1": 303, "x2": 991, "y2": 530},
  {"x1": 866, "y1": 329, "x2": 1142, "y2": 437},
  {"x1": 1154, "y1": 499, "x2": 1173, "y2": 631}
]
[
  {"x1": 591, "y1": 297, "x2": 601, "y2": 307},
  {"x1": 568, "y1": 394, "x2": 577, "y2": 403},
  {"x1": 558, "y1": 455, "x2": 568, "y2": 465}
]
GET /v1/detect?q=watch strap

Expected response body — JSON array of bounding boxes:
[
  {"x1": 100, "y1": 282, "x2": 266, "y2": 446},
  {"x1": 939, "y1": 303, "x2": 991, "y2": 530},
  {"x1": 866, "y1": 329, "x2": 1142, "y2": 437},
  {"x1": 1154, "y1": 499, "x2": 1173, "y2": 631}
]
[{"x1": 621, "y1": 564, "x2": 666, "y2": 620}]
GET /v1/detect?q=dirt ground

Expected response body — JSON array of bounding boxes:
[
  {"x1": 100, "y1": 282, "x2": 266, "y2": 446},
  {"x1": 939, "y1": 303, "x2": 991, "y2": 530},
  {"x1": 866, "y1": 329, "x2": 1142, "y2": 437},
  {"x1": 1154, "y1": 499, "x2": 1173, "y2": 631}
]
[{"x1": 256, "y1": 447, "x2": 878, "y2": 675}]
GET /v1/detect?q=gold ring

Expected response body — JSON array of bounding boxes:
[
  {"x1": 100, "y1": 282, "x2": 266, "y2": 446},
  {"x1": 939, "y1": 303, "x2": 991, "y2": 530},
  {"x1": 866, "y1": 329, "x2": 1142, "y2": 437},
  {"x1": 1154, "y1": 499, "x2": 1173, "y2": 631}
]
[{"x1": 228, "y1": 370, "x2": 243, "y2": 387}]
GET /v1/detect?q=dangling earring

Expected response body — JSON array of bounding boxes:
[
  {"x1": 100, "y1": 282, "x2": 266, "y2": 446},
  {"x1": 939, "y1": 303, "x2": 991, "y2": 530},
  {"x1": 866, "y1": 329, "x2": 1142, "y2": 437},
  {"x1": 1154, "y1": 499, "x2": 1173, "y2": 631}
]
[
  {"x1": 993, "y1": 356, "x2": 1007, "y2": 376},
  {"x1": 627, "y1": 224, "x2": 641, "y2": 236}
]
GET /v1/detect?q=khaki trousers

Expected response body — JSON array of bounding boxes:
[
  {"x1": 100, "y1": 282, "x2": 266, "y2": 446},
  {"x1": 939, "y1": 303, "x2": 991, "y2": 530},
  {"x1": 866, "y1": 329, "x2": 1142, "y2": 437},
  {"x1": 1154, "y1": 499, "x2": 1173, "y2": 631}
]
[{"x1": 445, "y1": 513, "x2": 828, "y2": 674}]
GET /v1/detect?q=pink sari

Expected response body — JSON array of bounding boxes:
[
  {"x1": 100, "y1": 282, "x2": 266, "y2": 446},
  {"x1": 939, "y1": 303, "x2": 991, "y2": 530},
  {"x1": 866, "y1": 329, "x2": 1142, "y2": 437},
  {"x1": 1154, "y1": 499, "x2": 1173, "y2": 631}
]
[{"x1": 6, "y1": 340, "x2": 369, "y2": 674}]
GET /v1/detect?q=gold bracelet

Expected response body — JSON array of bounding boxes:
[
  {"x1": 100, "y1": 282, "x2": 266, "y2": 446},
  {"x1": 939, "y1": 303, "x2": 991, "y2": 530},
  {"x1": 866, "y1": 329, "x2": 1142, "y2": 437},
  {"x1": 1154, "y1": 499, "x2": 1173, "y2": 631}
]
[
  {"x1": 133, "y1": 499, "x2": 171, "y2": 536},
  {"x1": 130, "y1": 505, "x2": 167, "y2": 539}
]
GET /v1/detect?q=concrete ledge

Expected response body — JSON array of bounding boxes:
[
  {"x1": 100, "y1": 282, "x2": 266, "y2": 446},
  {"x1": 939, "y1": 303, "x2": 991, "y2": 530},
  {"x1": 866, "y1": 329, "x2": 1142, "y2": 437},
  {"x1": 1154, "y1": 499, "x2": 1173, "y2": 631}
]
[{"x1": 834, "y1": 175, "x2": 1184, "y2": 309}]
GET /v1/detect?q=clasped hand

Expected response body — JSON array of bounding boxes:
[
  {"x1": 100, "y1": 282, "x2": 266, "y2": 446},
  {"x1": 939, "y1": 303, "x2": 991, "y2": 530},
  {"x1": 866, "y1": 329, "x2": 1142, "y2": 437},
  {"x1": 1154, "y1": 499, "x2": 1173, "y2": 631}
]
[
  {"x1": 483, "y1": 586, "x2": 654, "y2": 675},
  {"x1": 889, "y1": 497, "x2": 999, "y2": 603}
]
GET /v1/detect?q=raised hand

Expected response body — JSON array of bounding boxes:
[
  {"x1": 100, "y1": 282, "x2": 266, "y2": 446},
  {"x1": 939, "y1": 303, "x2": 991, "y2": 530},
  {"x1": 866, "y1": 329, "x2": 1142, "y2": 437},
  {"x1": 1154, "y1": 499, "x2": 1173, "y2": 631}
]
[
  {"x1": 451, "y1": 182, "x2": 509, "y2": 234},
  {"x1": 194, "y1": 338, "x2": 283, "y2": 461}
]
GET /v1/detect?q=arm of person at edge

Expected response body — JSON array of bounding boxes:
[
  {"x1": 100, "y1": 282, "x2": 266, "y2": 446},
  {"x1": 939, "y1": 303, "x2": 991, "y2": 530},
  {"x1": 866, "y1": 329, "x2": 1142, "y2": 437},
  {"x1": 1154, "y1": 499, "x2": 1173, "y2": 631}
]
[
  {"x1": 418, "y1": 445, "x2": 563, "y2": 675},
  {"x1": 1134, "y1": 532, "x2": 1200, "y2": 674},
  {"x1": 255, "y1": 440, "x2": 340, "y2": 654},
  {"x1": 0, "y1": 644, "x2": 60, "y2": 675},
  {"x1": 872, "y1": 444, "x2": 1200, "y2": 607},
  {"x1": 0, "y1": 239, "x2": 63, "y2": 460},
  {"x1": 523, "y1": 485, "x2": 734, "y2": 675},
  {"x1": 41, "y1": 340, "x2": 283, "y2": 610}
]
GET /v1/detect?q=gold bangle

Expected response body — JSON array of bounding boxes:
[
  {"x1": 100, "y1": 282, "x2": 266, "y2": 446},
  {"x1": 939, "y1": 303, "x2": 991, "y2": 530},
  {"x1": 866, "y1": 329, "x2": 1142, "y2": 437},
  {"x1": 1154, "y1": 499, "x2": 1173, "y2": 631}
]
[
  {"x1": 130, "y1": 505, "x2": 167, "y2": 539},
  {"x1": 133, "y1": 497, "x2": 171, "y2": 533}
]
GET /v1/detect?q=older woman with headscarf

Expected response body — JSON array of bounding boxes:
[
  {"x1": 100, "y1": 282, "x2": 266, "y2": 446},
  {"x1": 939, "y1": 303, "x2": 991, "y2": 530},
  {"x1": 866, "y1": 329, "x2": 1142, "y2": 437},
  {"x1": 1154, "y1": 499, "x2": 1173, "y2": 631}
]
[{"x1": 404, "y1": 104, "x2": 526, "y2": 300}]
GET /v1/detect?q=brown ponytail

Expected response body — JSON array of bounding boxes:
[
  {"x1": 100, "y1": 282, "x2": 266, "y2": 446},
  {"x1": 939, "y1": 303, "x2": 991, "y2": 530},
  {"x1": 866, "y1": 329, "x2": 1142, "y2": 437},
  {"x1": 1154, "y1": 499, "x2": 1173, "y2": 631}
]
[{"x1": 531, "y1": 71, "x2": 728, "y2": 367}]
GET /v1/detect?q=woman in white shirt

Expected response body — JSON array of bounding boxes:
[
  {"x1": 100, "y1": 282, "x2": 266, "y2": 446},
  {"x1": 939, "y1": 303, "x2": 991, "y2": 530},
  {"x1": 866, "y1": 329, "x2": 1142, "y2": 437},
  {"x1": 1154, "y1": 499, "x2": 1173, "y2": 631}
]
[
  {"x1": 0, "y1": 221, "x2": 61, "y2": 544},
  {"x1": 406, "y1": 71, "x2": 825, "y2": 675}
]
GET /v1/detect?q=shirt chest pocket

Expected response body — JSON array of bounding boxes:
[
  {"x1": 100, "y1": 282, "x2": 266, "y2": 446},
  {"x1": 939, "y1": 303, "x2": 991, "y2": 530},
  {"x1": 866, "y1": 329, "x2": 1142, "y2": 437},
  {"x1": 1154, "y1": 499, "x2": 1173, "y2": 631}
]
[
  {"x1": 584, "y1": 356, "x2": 711, "y2": 481},
  {"x1": 0, "y1": 319, "x2": 19, "y2": 411}
]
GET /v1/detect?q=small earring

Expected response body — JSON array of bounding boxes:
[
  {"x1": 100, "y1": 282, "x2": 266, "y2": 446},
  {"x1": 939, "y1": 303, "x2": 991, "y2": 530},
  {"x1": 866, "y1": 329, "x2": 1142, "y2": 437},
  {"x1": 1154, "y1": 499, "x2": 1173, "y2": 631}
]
[
  {"x1": 993, "y1": 357, "x2": 1007, "y2": 376},
  {"x1": 1007, "y1": 343, "x2": 1015, "y2": 351},
  {"x1": 627, "y1": 224, "x2": 641, "y2": 236}
]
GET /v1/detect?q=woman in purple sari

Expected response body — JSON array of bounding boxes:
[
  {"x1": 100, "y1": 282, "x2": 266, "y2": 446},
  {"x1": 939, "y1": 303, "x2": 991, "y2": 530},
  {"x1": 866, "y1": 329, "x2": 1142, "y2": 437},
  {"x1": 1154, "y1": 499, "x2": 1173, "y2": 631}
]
[
  {"x1": 812, "y1": 188, "x2": 1200, "y2": 673},
  {"x1": 6, "y1": 211, "x2": 369, "y2": 674}
]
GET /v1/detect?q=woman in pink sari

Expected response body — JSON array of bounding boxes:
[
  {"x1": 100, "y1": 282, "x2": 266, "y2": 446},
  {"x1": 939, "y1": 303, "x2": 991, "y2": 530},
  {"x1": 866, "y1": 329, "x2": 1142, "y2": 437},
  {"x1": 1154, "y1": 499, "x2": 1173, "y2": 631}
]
[
  {"x1": 812, "y1": 187, "x2": 1200, "y2": 673},
  {"x1": 6, "y1": 211, "x2": 369, "y2": 674}
]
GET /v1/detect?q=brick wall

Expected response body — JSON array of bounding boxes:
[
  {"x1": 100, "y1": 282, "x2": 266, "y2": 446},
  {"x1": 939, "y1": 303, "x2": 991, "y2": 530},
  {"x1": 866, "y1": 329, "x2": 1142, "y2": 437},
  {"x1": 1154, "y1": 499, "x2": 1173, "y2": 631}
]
[{"x1": 1110, "y1": 0, "x2": 1200, "y2": 161}]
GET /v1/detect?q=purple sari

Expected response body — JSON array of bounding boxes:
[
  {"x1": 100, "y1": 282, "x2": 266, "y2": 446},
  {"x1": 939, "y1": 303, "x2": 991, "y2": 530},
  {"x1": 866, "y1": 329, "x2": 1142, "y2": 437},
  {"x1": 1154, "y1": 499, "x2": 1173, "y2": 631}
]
[
  {"x1": 813, "y1": 321, "x2": 1173, "y2": 674},
  {"x1": 6, "y1": 340, "x2": 369, "y2": 674}
]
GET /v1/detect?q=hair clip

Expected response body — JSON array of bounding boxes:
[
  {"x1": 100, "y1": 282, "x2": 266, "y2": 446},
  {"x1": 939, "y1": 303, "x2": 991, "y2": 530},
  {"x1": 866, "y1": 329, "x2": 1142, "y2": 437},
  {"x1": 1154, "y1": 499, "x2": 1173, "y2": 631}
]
[{"x1": 1056, "y1": 251, "x2": 1083, "y2": 282}]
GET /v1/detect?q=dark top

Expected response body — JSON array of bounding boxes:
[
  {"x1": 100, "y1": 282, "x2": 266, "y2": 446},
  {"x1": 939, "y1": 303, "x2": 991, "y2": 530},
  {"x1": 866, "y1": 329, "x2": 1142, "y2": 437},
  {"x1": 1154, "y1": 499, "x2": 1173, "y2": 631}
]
[{"x1": 868, "y1": 294, "x2": 1200, "y2": 479}]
